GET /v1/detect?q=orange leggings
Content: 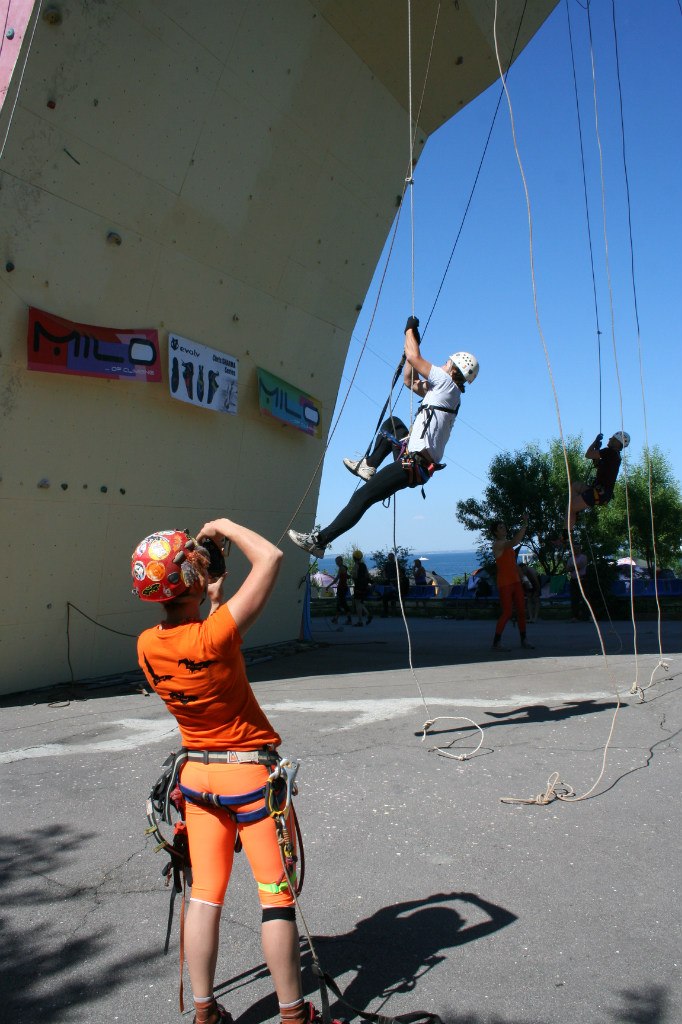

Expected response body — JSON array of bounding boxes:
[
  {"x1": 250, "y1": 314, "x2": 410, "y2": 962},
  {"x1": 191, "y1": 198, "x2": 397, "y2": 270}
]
[
  {"x1": 180, "y1": 761, "x2": 296, "y2": 908},
  {"x1": 495, "y1": 581, "x2": 526, "y2": 635}
]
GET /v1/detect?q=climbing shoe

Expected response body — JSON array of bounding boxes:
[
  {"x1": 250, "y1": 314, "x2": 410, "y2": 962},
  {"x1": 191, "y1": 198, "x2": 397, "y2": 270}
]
[
  {"x1": 288, "y1": 529, "x2": 326, "y2": 559},
  {"x1": 342, "y1": 457, "x2": 375, "y2": 482}
]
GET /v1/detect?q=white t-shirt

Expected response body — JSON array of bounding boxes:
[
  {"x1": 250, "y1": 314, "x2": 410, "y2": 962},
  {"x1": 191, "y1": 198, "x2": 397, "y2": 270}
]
[{"x1": 407, "y1": 365, "x2": 461, "y2": 463}]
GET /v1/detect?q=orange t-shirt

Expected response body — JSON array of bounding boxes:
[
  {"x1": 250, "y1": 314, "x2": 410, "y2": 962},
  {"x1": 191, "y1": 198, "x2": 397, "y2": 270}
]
[
  {"x1": 137, "y1": 603, "x2": 281, "y2": 750},
  {"x1": 495, "y1": 546, "x2": 521, "y2": 588}
]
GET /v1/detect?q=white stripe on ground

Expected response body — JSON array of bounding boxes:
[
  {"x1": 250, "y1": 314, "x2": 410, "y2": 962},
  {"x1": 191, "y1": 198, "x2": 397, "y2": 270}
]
[
  {"x1": 0, "y1": 693, "x2": 614, "y2": 762},
  {"x1": 260, "y1": 694, "x2": 615, "y2": 731},
  {"x1": 0, "y1": 718, "x2": 177, "y2": 763}
]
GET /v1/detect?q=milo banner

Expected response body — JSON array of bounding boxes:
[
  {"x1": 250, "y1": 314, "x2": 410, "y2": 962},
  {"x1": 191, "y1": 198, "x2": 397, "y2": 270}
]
[
  {"x1": 28, "y1": 307, "x2": 160, "y2": 381},
  {"x1": 257, "y1": 367, "x2": 322, "y2": 437},
  {"x1": 169, "y1": 333, "x2": 238, "y2": 414}
]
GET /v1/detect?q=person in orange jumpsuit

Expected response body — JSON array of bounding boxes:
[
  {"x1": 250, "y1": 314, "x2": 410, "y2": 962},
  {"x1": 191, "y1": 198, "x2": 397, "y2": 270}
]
[
  {"x1": 131, "y1": 520, "x2": 336, "y2": 1024},
  {"x1": 491, "y1": 514, "x2": 535, "y2": 653}
]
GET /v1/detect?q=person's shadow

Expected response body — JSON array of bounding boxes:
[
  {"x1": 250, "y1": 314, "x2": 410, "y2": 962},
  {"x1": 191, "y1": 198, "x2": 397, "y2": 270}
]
[
  {"x1": 419, "y1": 700, "x2": 619, "y2": 740},
  {"x1": 223, "y1": 891, "x2": 517, "y2": 1024},
  {"x1": 484, "y1": 699, "x2": 619, "y2": 725}
]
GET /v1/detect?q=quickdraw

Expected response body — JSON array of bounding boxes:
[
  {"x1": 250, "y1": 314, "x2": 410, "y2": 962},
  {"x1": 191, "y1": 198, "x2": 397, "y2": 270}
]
[
  {"x1": 144, "y1": 750, "x2": 192, "y2": 954},
  {"x1": 266, "y1": 759, "x2": 304, "y2": 891}
]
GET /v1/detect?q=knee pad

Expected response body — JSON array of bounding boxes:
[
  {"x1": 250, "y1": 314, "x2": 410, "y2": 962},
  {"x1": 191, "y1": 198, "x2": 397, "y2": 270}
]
[{"x1": 262, "y1": 906, "x2": 296, "y2": 923}]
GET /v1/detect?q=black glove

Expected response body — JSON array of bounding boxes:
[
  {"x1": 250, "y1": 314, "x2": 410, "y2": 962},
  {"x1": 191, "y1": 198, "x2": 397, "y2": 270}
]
[
  {"x1": 594, "y1": 433, "x2": 603, "y2": 447},
  {"x1": 405, "y1": 315, "x2": 420, "y2": 343}
]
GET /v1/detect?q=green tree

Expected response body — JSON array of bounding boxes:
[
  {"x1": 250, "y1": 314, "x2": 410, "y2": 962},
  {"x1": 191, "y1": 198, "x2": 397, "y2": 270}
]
[
  {"x1": 369, "y1": 545, "x2": 412, "y2": 581},
  {"x1": 601, "y1": 447, "x2": 682, "y2": 573},
  {"x1": 455, "y1": 438, "x2": 591, "y2": 574},
  {"x1": 454, "y1": 436, "x2": 636, "y2": 575}
]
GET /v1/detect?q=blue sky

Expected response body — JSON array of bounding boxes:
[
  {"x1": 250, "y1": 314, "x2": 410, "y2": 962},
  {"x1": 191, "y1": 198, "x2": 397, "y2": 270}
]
[{"x1": 315, "y1": 0, "x2": 681, "y2": 556}]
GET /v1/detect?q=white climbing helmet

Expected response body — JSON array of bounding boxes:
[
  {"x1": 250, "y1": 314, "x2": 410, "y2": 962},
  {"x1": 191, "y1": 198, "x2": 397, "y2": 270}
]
[
  {"x1": 449, "y1": 351, "x2": 479, "y2": 384},
  {"x1": 613, "y1": 430, "x2": 630, "y2": 449}
]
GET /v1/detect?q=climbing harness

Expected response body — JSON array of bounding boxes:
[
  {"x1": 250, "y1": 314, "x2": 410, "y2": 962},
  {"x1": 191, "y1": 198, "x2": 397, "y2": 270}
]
[
  {"x1": 415, "y1": 402, "x2": 458, "y2": 440},
  {"x1": 145, "y1": 751, "x2": 193, "y2": 947},
  {"x1": 400, "y1": 451, "x2": 444, "y2": 493},
  {"x1": 145, "y1": 750, "x2": 194, "y2": 1009},
  {"x1": 145, "y1": 749, "x2": 306, "y2": 1012},
  {"x1": 377, "y1": 424, "x2": 445, "y2": 496}
]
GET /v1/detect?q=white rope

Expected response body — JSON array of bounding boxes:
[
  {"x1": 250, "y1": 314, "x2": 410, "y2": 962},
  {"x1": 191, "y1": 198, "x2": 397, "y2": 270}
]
[
  {"x1": 0, "y1": 0, "x2": 42, "y2": 161},
  {"x1": 279, "y1": 3, "x2": 441, "y2": 547},
  {"x1": 393, "y1": 2, "x2": 481, "y2": 762},
  {"x1": 583, "y1": 1, "x2": 641, "y2": 696},
  {"x1": 407, "y1": 0, "x2": 416, "y2": 316},
  {"x1": 492, "y1": 0, "x2": 624, "y2": 804},
  {"x1": 608, "y1": 0, "x2": 669, "y2": 699}
]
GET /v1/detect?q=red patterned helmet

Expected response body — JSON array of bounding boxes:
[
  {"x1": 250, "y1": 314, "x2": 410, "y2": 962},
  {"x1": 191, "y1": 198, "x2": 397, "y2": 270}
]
[{"x1": 131, "y1": 530, "x2": 203, "y2": 602}]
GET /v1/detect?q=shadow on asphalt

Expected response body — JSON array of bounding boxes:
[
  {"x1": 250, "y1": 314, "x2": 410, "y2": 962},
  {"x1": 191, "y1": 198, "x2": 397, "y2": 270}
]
[
  {"x1": 218, "y1": 891, "x2": 517, "y2": 1024},
  {"x1": 0, "y1": 825, "x2": 161, "y2": 1022},
  {"x1": 215, "y1": 890, "x2": 672, "y2": 1024},
  {"x1": 2, "y1": 621, "x2": 679, "y2": 708},
  {"x1": 416, "y1": 700, "x2": 621, "y2": 738}
]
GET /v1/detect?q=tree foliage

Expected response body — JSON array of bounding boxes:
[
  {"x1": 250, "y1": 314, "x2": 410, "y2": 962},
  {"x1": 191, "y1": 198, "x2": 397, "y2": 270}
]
[
  {"x1": 600, "y1": 447, "x2": 682, "y2": 573},
  {"x1": 369, "y1": 545, "x2": 412, "y2": 581},
  {"x1": 455, "y1": 437, "x2": 588, "y2": 574},
  {"x1": 455, "y1": 438, "x2": 682, "y2": 577}
]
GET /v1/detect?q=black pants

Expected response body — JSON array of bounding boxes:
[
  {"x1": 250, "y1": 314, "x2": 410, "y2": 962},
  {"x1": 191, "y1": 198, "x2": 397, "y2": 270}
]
[
  {"x1": 318, "y1": 459, "x2": 410, "y2": 546},
  {"x1": 317, "y1": 418, "x2": 412, "y2": 546},
  {"x1": 570, "y1": 577, "x2": 586, "y2": 619},
  {"x1": 365, "y1": 416, "x2": 409, "y2": 469}
]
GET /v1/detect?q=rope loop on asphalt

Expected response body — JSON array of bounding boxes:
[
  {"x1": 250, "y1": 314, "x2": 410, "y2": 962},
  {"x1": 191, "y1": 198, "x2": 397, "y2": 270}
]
[
  {"x1": 420, "y1": 717, "x2": 485, "y2": 761},
  {"x1": 501, "y1": 772, "x2": 576, "y2": 806}
]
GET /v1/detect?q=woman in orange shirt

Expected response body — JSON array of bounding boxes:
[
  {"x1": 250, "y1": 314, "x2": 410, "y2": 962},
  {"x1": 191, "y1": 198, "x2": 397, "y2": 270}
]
[
  {"x1": 491, "y1": 514, "x2": 535, "y2": 653},
  {"x1": 132, "y1": 519, "x2": 327, "y2": 1024}
]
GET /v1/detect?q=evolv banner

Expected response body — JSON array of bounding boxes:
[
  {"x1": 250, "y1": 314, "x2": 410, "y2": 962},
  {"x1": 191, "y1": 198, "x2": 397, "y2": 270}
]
[
  {"x1": 169, "y1": 333, "x2": 238, "y2": 414},
  {"x1": 27, "y1": 307, "x2": 161, "y2": 381},
  {"x1": 257, "y1": 367, "x2": 321, "y2": 437}
]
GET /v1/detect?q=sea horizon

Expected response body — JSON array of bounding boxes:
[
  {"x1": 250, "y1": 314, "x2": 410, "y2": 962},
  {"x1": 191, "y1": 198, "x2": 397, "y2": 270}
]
[{"x1": 317, "y1": 549, "x2": 481, "y2": 583}]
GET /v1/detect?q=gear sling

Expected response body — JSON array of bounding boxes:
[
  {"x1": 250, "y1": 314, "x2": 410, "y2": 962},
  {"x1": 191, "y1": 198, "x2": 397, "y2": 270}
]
[{"x1": 145, "y1": 747, "x2": 304, "y2": 1010}]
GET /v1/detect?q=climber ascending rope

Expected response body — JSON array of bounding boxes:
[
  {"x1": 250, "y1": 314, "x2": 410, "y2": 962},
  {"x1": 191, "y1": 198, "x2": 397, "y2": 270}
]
[
  {"x1": 564, "y1": 429, "x2": 630, "y2": 535},
  {"x1": 287, "y1": 316, "x2": 479, "y2": 557}
]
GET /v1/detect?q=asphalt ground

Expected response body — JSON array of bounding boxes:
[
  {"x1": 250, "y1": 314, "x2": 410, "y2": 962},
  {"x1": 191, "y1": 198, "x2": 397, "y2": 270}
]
[{"x1": 1, "y1": 613, "x2": 680, "y2": 1024}]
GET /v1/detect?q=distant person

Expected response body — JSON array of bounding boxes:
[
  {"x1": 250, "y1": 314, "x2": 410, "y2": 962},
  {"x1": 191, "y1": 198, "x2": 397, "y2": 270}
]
[
  {"x1": 565, "y1": 543, "x2": 589, "y2": 622},
  {"x1": 382, "y1": 552, "x2": 409, "y2": 616},
  {"x1": 519, "y1": 561, "x2": 541, "y2": 623},
  {"x1": 566, "y1": 431, "x2": 629, "y2": 533},
  {"x1": 328, "y1": 555, "x2": 352, "y2": 625},
  {"x1": 287, "y1": 315, "x2": 479, "y2": 557},
  {"x1": 413, "y1": 559, "x2": 428, "y2": 586},
  {"x1": 351, "y1": 549, "x2": 373, "y2": 626},
  {"x1": 491, "y1": 516, "x2": 534, "y2": 652}
]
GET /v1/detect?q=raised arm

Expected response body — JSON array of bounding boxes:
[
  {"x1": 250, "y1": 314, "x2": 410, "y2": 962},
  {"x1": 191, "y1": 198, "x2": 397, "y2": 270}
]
[
  {"x1": 585, "y1": 432, "x2": 603, "y2": 462},
  {"x1": 197, "y1": 518, "x2": 283, "y2": 636},
  {"x1": 403, "y1": 316, "x2": 431, "y2": 396},
  {"x1": 493, "y1": 514, "x2": 529, "y2": 556}
]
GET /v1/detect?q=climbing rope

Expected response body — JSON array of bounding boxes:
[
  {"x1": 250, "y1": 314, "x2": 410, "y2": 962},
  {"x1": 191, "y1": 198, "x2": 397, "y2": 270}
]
[
  {"x1": 278, "y1": 2, "x2": 441, "y2": 548},
  {"x1": 491, "y1": 0, "x2": 625, "y2": 804},
  {"x1": 390, "y1": 2, "x2": 484, "y2": 762},
  {"x1": 583, "y1": 0, "x2": 642, "y2": 695},
  {"x1": 609, "y1": 0, "x2": 669, "y2": 698},
  {"x1": 422, "y1": 0, "x2": 531, "y2": 340},
  {"x1": 0, "y1": 1, "x2": 42, "y2": 161},
  {"x1": 565, "y1": 0, "x2": 603, "y2": 434}
]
